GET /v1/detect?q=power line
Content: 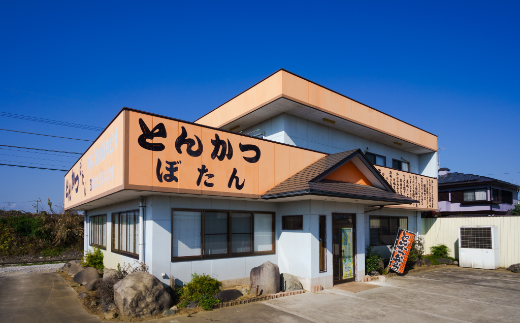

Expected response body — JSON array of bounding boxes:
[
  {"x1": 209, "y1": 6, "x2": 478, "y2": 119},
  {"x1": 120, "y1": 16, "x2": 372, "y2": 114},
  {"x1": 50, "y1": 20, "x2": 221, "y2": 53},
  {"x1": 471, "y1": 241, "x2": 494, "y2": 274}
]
[
  {"x1": 0, "y1": 147, "x2": 78, "y2": 158},
  {"x1": 0, "y1": 87, "x2": 111, "y2": 107},
  {"x1": 0, "y1": 153, "x2": 73, "y2": 163},
  {"x1": 0, "y1": 160, "x2": 71, "y2": 168},
  {"x1": 0, "y1": 144, "x2": 81, "y2": 155},
  {"x1": 1, "y1": 112, "x2": 103, "y2": 131},
  {"x1": 0, "y1": 128, "x2": 92, "y2": 141},
  {"x1": 0, "y1": 163, "x2": 67, "y2": 172}
]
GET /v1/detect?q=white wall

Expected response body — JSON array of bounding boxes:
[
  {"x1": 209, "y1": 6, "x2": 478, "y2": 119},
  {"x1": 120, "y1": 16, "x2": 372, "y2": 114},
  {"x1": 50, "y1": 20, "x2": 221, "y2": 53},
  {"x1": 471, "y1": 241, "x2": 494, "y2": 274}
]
[
  {"x1": 241, "y1": 113, "x2": 438, "y2": 177},
  {"x1": 422, "y1": 216, "x2": 520, "y2": 268}
]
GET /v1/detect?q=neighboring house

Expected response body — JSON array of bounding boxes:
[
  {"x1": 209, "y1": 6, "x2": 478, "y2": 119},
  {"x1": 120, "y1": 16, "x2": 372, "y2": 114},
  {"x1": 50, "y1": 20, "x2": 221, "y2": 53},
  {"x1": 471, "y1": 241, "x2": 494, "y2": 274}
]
[
  {"x1": 64, "y1": 69, "x2": 438, "y2": 291},
  {"x1": 437, "y1": 168, "x2": 519, "y2": 216}
]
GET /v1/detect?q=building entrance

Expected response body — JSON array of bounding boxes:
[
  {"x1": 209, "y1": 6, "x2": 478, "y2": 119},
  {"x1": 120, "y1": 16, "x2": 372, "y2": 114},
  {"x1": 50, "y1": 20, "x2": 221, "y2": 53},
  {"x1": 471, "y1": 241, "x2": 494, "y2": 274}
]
[{"x1": 332, "y1": 213, "x2": 356, "y2": 284}]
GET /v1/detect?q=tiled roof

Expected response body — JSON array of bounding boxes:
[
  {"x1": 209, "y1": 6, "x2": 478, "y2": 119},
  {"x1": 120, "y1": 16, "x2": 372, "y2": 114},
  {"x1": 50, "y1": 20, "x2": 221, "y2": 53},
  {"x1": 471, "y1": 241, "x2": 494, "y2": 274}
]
[
  {"x1": 262, "y1": 149, "x2": 418, "y2": 204},
  {"x1": 439, "y1": 172, "x2": 518, "y2": 188}
]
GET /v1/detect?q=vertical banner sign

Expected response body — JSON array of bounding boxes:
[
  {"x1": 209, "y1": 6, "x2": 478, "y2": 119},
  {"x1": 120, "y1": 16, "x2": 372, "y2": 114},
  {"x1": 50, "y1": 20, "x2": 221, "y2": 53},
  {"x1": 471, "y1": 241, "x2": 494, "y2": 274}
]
[
  {"x1": 342, "y1": 228, "x2": 354, "y2": 279},
  {"x1": 389, "y1": 228, "x2": 416, "y2": 274}
]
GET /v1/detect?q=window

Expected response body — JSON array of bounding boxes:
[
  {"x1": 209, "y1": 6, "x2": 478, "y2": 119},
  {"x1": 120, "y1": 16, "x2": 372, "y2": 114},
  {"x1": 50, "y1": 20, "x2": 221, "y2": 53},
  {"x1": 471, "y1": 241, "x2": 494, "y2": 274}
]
[
  {"x1": 369, "y1": 216, "x2": 408, "y2": 245},
  {"x1": 439, "y1": 191, "x2": 449, "y2": 202},
  {"x1": 171, "y1": 209, "x2": 274, "y2": 261},
  {"x1": 112, "y1": 210, "x2": 139, "y2": 258},
  {"x1": 282, "y1": 215, "x2": 303, "y2": 230},
  {"x1": 319, "y1": 215, "x2": 327, "y2": 273},
  {"x1": 90, "y1": 215, "x2": 107, "y2": 248},
  {"x1": 366, "y1": 152, "x2": 386, "y2": 167},
  {"x1": 392, "y1": 159, "x2": 410, "y2": 172},
  {"x1": 463, "y1": 189, "x2": 487, "y2": 202},
  {"x1": 502, "y1": 190, "x2": 513, "y2": 204}
]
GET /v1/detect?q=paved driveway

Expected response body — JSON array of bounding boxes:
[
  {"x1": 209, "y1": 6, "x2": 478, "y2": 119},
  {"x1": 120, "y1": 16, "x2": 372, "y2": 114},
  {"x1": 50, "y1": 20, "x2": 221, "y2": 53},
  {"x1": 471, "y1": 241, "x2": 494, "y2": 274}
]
[{"x1": 1, "y1": 267, "x2": 520, "y2": 323}]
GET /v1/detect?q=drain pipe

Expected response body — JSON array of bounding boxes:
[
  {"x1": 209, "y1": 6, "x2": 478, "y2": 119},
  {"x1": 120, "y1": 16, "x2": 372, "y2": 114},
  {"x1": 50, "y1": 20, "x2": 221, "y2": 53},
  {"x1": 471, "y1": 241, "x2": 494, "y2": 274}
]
[{"x1": 139, "y1": 197, "x2": 146, "y2": 263}]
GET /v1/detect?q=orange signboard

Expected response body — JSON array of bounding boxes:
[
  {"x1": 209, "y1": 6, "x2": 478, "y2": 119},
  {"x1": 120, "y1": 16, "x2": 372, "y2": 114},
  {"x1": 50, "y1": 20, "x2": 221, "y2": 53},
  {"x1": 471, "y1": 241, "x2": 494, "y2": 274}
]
[
  {"x1": 389, "y1": 229, "x2": 416, "y2": 274},
  {"x1": 64, "y1": 112, "x2": 125, "y2": 210},
  {"x1": 125, "y1": 110, "x2": 325, "y2": 198}
]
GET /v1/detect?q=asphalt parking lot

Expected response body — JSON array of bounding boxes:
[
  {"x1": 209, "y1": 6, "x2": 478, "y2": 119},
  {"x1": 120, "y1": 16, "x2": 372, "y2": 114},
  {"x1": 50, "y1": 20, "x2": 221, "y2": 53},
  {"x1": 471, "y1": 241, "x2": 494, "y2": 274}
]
[
  {"x1": 166, "y1": 267, "x2": 520, "y2": 323},
  {"x1": 1, "y1": 266, "x2": 519, "y2": 323}
]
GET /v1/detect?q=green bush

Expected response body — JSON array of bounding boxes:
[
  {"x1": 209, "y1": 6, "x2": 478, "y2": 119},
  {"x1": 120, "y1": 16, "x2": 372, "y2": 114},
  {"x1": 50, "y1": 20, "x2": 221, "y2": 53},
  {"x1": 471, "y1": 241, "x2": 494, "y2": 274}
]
[
  {"x1": 178, "y1": 273, "x2": 222, "y2": 310},
  {"x1": 365, "y1": 245, "x2": 383, "y2": 273},
  {"x1": 510, "y1": 204, "x2": 520, "y2": 215},
  {"x1": 405, "y1": 238, "x2": 424, "y2": 270},
  {"x1": 82, "y1": 247, "x2": 104, "y2": 270},
  {"x1": 430, "y1": 244, "x2": 450, "y2": 258}
]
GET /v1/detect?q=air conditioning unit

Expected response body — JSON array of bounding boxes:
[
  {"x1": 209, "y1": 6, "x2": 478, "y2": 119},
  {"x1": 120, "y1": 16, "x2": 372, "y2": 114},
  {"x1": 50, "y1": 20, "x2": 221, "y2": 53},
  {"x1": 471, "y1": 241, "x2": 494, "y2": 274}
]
[{"x1": 459, "y1": 226, "x2": 499, "y2": 269}]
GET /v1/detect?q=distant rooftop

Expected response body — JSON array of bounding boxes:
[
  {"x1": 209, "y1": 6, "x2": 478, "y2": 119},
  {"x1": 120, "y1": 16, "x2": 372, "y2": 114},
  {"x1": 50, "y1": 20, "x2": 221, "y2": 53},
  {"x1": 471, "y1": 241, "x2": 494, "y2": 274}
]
[{"x1": 439, "y1": 171, "x2": 519, "y2": 189}]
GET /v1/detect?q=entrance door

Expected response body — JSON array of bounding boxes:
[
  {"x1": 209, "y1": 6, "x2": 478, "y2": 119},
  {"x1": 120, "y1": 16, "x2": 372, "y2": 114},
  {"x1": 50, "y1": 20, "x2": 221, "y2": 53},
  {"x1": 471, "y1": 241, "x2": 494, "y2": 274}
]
[{"x1": 333, "y1": 214, "x2": 355, "y2": 284}]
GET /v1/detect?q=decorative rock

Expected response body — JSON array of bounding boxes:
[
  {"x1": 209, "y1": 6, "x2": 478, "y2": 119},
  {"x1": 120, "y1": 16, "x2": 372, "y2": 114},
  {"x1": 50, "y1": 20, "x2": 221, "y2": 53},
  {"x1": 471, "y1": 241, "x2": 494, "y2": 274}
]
[
  {"x1": 78, "y1": 292, "x2": 88, "y2": 299},
  {"x1": 214, "y1": 289, "x2": 243, "y2": 302},
  {"x1": 507, "y1": 263, "x2": 520, "y2": 273},
  {"x1": 85, "y1": 278, "x2": 102, "y2": 291},
  {"x1": 369, "y1": 271, "x2": 379, "y2": 276},
  {"x1": 163, "y1": 309, "x2": 176, "y2": 316},
  {"x1": 421, "y1": 258, "x2": 432, "y2": 267},
  {"x1": 250, "y1": 261, "x2": 280, "y2": 296},
  {"x1": 68, "y1": 261, "x2": 82, "y2": 276},
  {"x1": 453, "y1": 261, "x2": 459, "y2": 266},
  {"x1": 170, "y1": 305, "x2": 178, "y2": 311},
  {"x1": 91, "y1": 301, "x2": 97, "y2": 306},
  {"x1": 74, "y1": 267, "x2": 102, "y2": 286},
  {"x1": 103, "y1": 268, "x2": 120, "y2": 281},
  {"x1": 437, "y1": 258, "x2": 454, "y2": 265},
  {"x1": 103, "y1": 302, "x2": 118, "y2": 320},
  {"x1": 186, "y1": 300, "x2": 199, "y2": 309},
  {"x1": 114, "y1": 271, "x2": 173, "y2": 318},
  {"x1": 280, "y1": 273, "x2": 303, "y2": 292},
  {"x1": 239, "y1": 288, "x2": 249, "y2": 295}
]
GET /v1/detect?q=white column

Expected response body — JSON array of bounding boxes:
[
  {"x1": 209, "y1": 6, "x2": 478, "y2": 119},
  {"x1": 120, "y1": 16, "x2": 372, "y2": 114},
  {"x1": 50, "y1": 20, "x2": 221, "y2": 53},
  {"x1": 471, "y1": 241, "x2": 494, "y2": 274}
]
[
  {"x1": 84, "y1": 211, "x2": 89, "y2": 252},
  {"x1": 139, "y1": 197, "x2": 146, "y2": 263},
  {"x1": 356, "y1": 213, "x2": 365, "y2": 281}
]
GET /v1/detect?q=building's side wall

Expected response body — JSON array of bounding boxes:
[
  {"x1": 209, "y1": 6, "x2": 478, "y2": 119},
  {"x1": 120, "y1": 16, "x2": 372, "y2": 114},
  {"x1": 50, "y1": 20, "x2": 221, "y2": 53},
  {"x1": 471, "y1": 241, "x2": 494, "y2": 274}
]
[
  {"x1": 85, "y1": 199, "x2": 140, "y2": 270},
  {"x1": 439, "y1": 185, "x2": 518, "y2": 214},
  {"x1": 241, "y1": 113, "x2": 438, "y2": 178},
  {"x1": 422, "y1": 216, "x2": 520, "y2": 268}
]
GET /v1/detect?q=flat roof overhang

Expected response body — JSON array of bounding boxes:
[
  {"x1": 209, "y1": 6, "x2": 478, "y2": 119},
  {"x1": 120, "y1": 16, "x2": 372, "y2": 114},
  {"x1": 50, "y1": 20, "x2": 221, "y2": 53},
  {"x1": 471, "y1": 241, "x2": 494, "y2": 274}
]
[
  {"x1": 195, "y1": 69, "x2": 437, "y2": 154},
  {"x1": 70, "y1": 189, "x2": 412, "y2": 212}
]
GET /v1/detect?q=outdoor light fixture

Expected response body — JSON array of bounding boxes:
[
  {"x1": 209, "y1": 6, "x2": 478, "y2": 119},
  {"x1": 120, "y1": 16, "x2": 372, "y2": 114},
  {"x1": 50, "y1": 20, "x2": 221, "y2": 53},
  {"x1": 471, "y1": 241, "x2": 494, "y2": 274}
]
[{"x1": 322, "y1": 118, "x2": 335, "y2": 125}]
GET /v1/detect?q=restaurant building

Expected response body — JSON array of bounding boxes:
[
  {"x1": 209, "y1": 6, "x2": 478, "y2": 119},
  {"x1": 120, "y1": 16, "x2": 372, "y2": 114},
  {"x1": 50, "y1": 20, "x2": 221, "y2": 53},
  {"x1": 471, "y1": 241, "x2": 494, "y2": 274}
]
[{"x1": 65, "y1": 70, "x2": 438, "y2": 290}]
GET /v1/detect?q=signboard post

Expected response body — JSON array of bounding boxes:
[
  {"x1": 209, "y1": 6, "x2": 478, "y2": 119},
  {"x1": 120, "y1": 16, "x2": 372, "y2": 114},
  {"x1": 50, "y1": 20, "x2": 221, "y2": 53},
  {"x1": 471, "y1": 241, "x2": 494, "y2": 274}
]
[{"x1": 389, "y1": 228, "x2": 416, "y2": 274}]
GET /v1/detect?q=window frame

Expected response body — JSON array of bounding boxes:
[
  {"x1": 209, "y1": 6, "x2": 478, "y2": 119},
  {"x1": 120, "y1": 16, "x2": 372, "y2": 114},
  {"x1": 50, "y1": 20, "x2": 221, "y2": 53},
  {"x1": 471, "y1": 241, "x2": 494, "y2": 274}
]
[
  {"x1": 392, "y1": 159, "x2": 410, "y2": 172},
  {"x1": 319, "y1": 215, "x2": 327, "y2": 273},
  {"x1": 282, "y1": 215, "x2": 303, "y2": 230},
  {"x1": 111, "y1": 210, "x2": 139, "y2": 259},
  {"x1": 90, "y1": 214, "x2": 107, "y2": 250},
  {"x1": 369, "y1": 216, "x2": 408, "y2": 246},
  {"x1": 366, "y1": 152, "x2": 386, "y2": 167},
  {"x1": 171, "y1": 208, "x2": 276, "y2": 262},
  {"x1": 463, "y1": 189, "x2": 487, "y2": 202}
]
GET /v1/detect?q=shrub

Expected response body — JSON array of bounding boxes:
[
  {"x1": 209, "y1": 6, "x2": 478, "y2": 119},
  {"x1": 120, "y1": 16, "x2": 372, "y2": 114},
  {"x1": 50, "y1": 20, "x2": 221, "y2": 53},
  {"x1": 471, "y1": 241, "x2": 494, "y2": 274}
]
[
  {"x1": 83, "y1": 247, "x2": 104, "y2": 270},
  {"x1": 96, "y1": 276, "x2": 120, "y2": 303},
  {"x1": 405, "y1": 237, "x2": 424, "y2": 270},
  {"x1": 365, "y1": 245, "x2": 383, "y2": 273},
  {"x1": 430, "y1": 244, "x2": 450, "y2": 258},
  {"x1": 178, "y1": 273, "x2": 222, "y2": 310},
  {"x1": 510, "y1": 204, "x2": 520, "y2": 215}
]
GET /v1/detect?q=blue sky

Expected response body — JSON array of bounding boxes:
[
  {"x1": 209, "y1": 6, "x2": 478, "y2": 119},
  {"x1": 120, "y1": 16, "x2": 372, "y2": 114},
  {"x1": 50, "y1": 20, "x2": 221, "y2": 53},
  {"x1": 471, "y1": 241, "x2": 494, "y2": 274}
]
[{"x1": 1, "y1": 1, "x2": 519, "y2": 212}]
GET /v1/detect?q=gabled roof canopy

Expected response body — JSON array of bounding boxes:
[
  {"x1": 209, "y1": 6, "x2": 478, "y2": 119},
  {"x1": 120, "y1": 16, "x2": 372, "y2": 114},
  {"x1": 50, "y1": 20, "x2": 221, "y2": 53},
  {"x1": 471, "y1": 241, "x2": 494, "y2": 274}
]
[{"x1": 262, "y1": 149, "x2": 419, "y2": 205}]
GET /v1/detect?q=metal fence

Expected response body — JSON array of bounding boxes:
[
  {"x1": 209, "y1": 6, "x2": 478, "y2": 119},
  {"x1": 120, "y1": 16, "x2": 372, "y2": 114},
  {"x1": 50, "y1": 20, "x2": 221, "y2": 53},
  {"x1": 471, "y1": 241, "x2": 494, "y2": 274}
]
[{"x1": 421, "y1": 216, "x2": 520, "y2": 268}]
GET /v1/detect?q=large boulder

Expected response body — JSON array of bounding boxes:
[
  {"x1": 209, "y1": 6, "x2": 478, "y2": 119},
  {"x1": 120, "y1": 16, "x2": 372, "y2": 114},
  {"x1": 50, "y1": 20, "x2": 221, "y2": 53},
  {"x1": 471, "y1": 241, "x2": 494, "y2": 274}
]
[
  {"x1": 250, "y1": 261, "x2": 280, "y2": 296},
  {"x1": 68, "y1": 261, "x2": 82, "y2": 276},
  {"x1": 113, "y1": 272, "x2": 172, "y2": 318},
  {"x1": 74, "y1": 267, "x2": 101, "y2": 286},
  {"x1": 280, "y1": 273, "x2": 303, "y2": 292},
  {"x1": 437, "y1": 258, "x2": 453, "y2": 265},
  {"x1": 85, "y1": 278, "x2": 102, "y2": 291},
  {"x1": 103, "y1": 268, "x2": 120, "y2": 281},
  {"x1": 421, "y1": 258, "x2": 432, "y2": 267},
  {"x1": 214, "y1": 289, "x2": 243, "y2": 302},
  {"x1": 507, "y1": 263, "x2": 520, "y2": 273}
]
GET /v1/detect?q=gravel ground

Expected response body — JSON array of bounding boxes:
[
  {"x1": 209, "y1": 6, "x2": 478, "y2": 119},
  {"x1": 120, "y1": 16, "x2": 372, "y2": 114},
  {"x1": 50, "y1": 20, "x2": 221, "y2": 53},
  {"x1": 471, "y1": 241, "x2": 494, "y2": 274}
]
[{"x1": 0, "y1": 263, "x2": 66, "y2": 277}]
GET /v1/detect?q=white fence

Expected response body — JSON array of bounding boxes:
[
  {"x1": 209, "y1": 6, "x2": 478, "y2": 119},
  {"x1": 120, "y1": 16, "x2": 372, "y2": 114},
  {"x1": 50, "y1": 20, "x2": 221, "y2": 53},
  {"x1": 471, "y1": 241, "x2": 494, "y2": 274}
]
[{"x1": 421, "y1": 216, "x2": 520, "y2": 268}]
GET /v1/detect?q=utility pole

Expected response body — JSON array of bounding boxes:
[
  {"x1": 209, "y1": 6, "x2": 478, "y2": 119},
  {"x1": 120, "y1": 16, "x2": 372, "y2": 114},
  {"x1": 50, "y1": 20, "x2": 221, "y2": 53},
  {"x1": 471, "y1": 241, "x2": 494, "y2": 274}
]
[{"x1": 36, "y1": 200, "x2": 39, "y2": 213}]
